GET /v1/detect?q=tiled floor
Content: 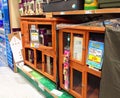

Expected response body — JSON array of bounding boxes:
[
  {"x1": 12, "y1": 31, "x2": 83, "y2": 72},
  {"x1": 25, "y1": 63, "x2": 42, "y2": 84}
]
[{"x1": 0, "y1": 66, "x2": 45, "y2": 98}]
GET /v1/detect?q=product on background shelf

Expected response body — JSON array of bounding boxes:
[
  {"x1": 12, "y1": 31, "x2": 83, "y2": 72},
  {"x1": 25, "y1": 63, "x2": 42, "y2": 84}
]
[
  {"x1": 24, "y1": 1, "x2": 28, "y2": 15},
  {"x1": 84, "y1": 0, "x2": 98, "y2": 10},
  {"x1": 19, "y1": 3, "x2": 24, "y2": 16},
  {"x1": 86, "y1": 40, "x2": 104, "y2": 70},
  {"x1": 19, "y1": 0, "x2": 43, "y2": 16},
  {"x1": 27, "y1": 0, "x2": 35, "y2": 15},
  {"x1": 35, "y1": 0, "x2": 43, "y2": 15},
  {"x1": 18, "y1": 0, "x2": 23, "y2": 3}
]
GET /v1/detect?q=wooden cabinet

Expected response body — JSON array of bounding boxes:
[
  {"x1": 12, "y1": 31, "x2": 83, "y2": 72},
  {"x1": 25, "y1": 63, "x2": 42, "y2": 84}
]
[
  {"x1": 59, "y1": 26, "x2": 105, "y2": 98},
  {"x1": 20, "y1": 17, "x2": 69, "y2": 82}
]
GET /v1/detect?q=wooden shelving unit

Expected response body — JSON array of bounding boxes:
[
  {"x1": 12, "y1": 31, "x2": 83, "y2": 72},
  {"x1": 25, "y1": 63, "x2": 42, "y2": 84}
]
[
  {"x1": 59, "y1": 26, "x2": 105, "y2": 98},
  {"x1": 20, "y1": 17, "x2": 70, "y2": 83},
  {"x1": 19, "y1": 6, "x2": 120, "y2": 98}
]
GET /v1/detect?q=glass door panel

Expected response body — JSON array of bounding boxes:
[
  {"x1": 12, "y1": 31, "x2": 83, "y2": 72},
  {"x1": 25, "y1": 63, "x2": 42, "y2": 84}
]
[
  {"x1": 36, "y1": 50, "x2": 42, "y2": 71},
  {"x1": 44, "y1": 55, "x2": 53, "y2": 75}
]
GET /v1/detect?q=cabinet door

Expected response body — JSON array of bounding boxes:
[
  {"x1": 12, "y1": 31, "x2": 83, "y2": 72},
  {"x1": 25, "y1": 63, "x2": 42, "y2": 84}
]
[
  {"x1": 71, "y1": 31, "x2": 86, "y2": 65},
  {"x1": 59, "y1": 31, "x2": 71, "y2": 89},
  {"x1": 59, "y1": 29, "x2": 86, "y2": 95},
  {"x1": 59, "y1": 29, "x2": 86, "y2": 66},
  {"x1": 70, "y1": 61, "x2": 85, "y2": 98}
]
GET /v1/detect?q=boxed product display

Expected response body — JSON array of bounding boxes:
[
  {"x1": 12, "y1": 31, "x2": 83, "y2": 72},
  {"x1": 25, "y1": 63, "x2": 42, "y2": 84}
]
[
  {"x1": 42, "y1": 0, "x2": 84, "y2": 12},
  {"x1": 19, "y1": 0, "x2": 43, "y2": 15},
  {"x1": 98, "y1": 0, "x2": 120, "y2": 8}
]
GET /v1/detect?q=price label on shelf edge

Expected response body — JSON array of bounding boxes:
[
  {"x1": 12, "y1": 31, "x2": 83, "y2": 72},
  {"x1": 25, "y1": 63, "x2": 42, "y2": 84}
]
[{"x1": 85, "y1": 10, "x2": 92, "y2": 14}]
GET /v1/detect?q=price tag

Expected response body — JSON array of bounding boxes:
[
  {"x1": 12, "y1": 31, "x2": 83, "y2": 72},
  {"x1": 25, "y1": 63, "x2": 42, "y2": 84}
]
[
  {"x1": 46, "y1": 13, "x2": 53, "y2": 18},
  {"x1": 38, "y1": 83, "x2": 45, "y2": 91},
  {"x1": 30, "y1": 42, "x2": 35, "y2": 47},
  {"x1": 51, "y1": 89, "x2": 63, "y2": 96},
  {"x1": 60, "y1": 12, "x2": 65, "y2": 15},
  {"x1": 85, "y1": 10, "x2": 92, "y2": 14},
  {"x1": 31, "y1": 76, "x2": 35, "y2": 80}
]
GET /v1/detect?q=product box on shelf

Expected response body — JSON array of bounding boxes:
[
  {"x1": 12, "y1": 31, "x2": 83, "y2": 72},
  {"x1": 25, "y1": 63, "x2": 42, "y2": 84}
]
[
  {"x1": 98, "y1": 0, "x2": 120, "y2": 8},
  {"x1": 42, "y1": 0, "x2": 84, "y2": 12},
  {"x1": 19, "y1": 0, "x2": 43, "y2": 16}
]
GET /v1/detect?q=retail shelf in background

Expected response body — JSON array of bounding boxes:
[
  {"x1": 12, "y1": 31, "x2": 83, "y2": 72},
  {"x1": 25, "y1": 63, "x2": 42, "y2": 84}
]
[{"x1": 20, "y1": 8, "x2": 120, "y2": 17}]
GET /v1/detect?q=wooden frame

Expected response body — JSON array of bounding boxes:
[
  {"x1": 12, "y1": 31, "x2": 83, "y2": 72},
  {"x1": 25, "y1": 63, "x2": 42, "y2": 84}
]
[{"x1": 59, "y1": 26, "x2": 105, "y2": 98}]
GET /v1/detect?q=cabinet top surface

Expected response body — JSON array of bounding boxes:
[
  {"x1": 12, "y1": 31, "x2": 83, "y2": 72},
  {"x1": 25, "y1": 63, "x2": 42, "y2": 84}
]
[{"x1": 59, "y1": 25, "x2": 105, "y2": 32}]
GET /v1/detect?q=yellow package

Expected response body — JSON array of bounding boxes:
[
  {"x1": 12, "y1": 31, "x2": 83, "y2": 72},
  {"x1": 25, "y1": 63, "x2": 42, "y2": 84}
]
[{"x1": 84, "y1": 0, "x2": 98, "y2": 10}]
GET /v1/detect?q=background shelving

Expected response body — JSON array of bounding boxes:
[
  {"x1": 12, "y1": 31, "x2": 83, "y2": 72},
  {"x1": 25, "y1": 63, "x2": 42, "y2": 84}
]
[{"x1": 19, "y1": 8, "x2": 120, "y2": 17}]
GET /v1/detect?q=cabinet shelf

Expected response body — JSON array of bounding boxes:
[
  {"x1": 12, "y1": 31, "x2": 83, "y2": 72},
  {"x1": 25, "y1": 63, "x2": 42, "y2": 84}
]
[
  {"x1": 24, "y1": 45, "x2": 35, "y2": 50},
  {"x1": 86, "y1": 66, "x2": 101, "y2": 78},
  {"x1": 24, "y1": 44, "x2": 53, "y2": 51},
  {"x1": 61, "y1": 26, "x2": 105, "y2": 33},
  {"x1": 25, "y1": 60, "x2": 35, "y2": 68},
  {"x1": 37, "y1": 45, "x2": 53, "y2": 50}
]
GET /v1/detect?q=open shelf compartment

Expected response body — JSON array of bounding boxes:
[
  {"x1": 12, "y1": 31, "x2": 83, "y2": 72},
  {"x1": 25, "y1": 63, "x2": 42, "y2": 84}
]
[{"x1": 87, "y1": 73, "x2": 101, "y2": 98}]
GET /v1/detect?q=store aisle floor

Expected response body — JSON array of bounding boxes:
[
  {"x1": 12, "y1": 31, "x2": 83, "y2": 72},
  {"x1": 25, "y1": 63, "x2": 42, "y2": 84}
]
[{"x1": 0, "y1": 66, "x2": 45, "y2": 98}]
